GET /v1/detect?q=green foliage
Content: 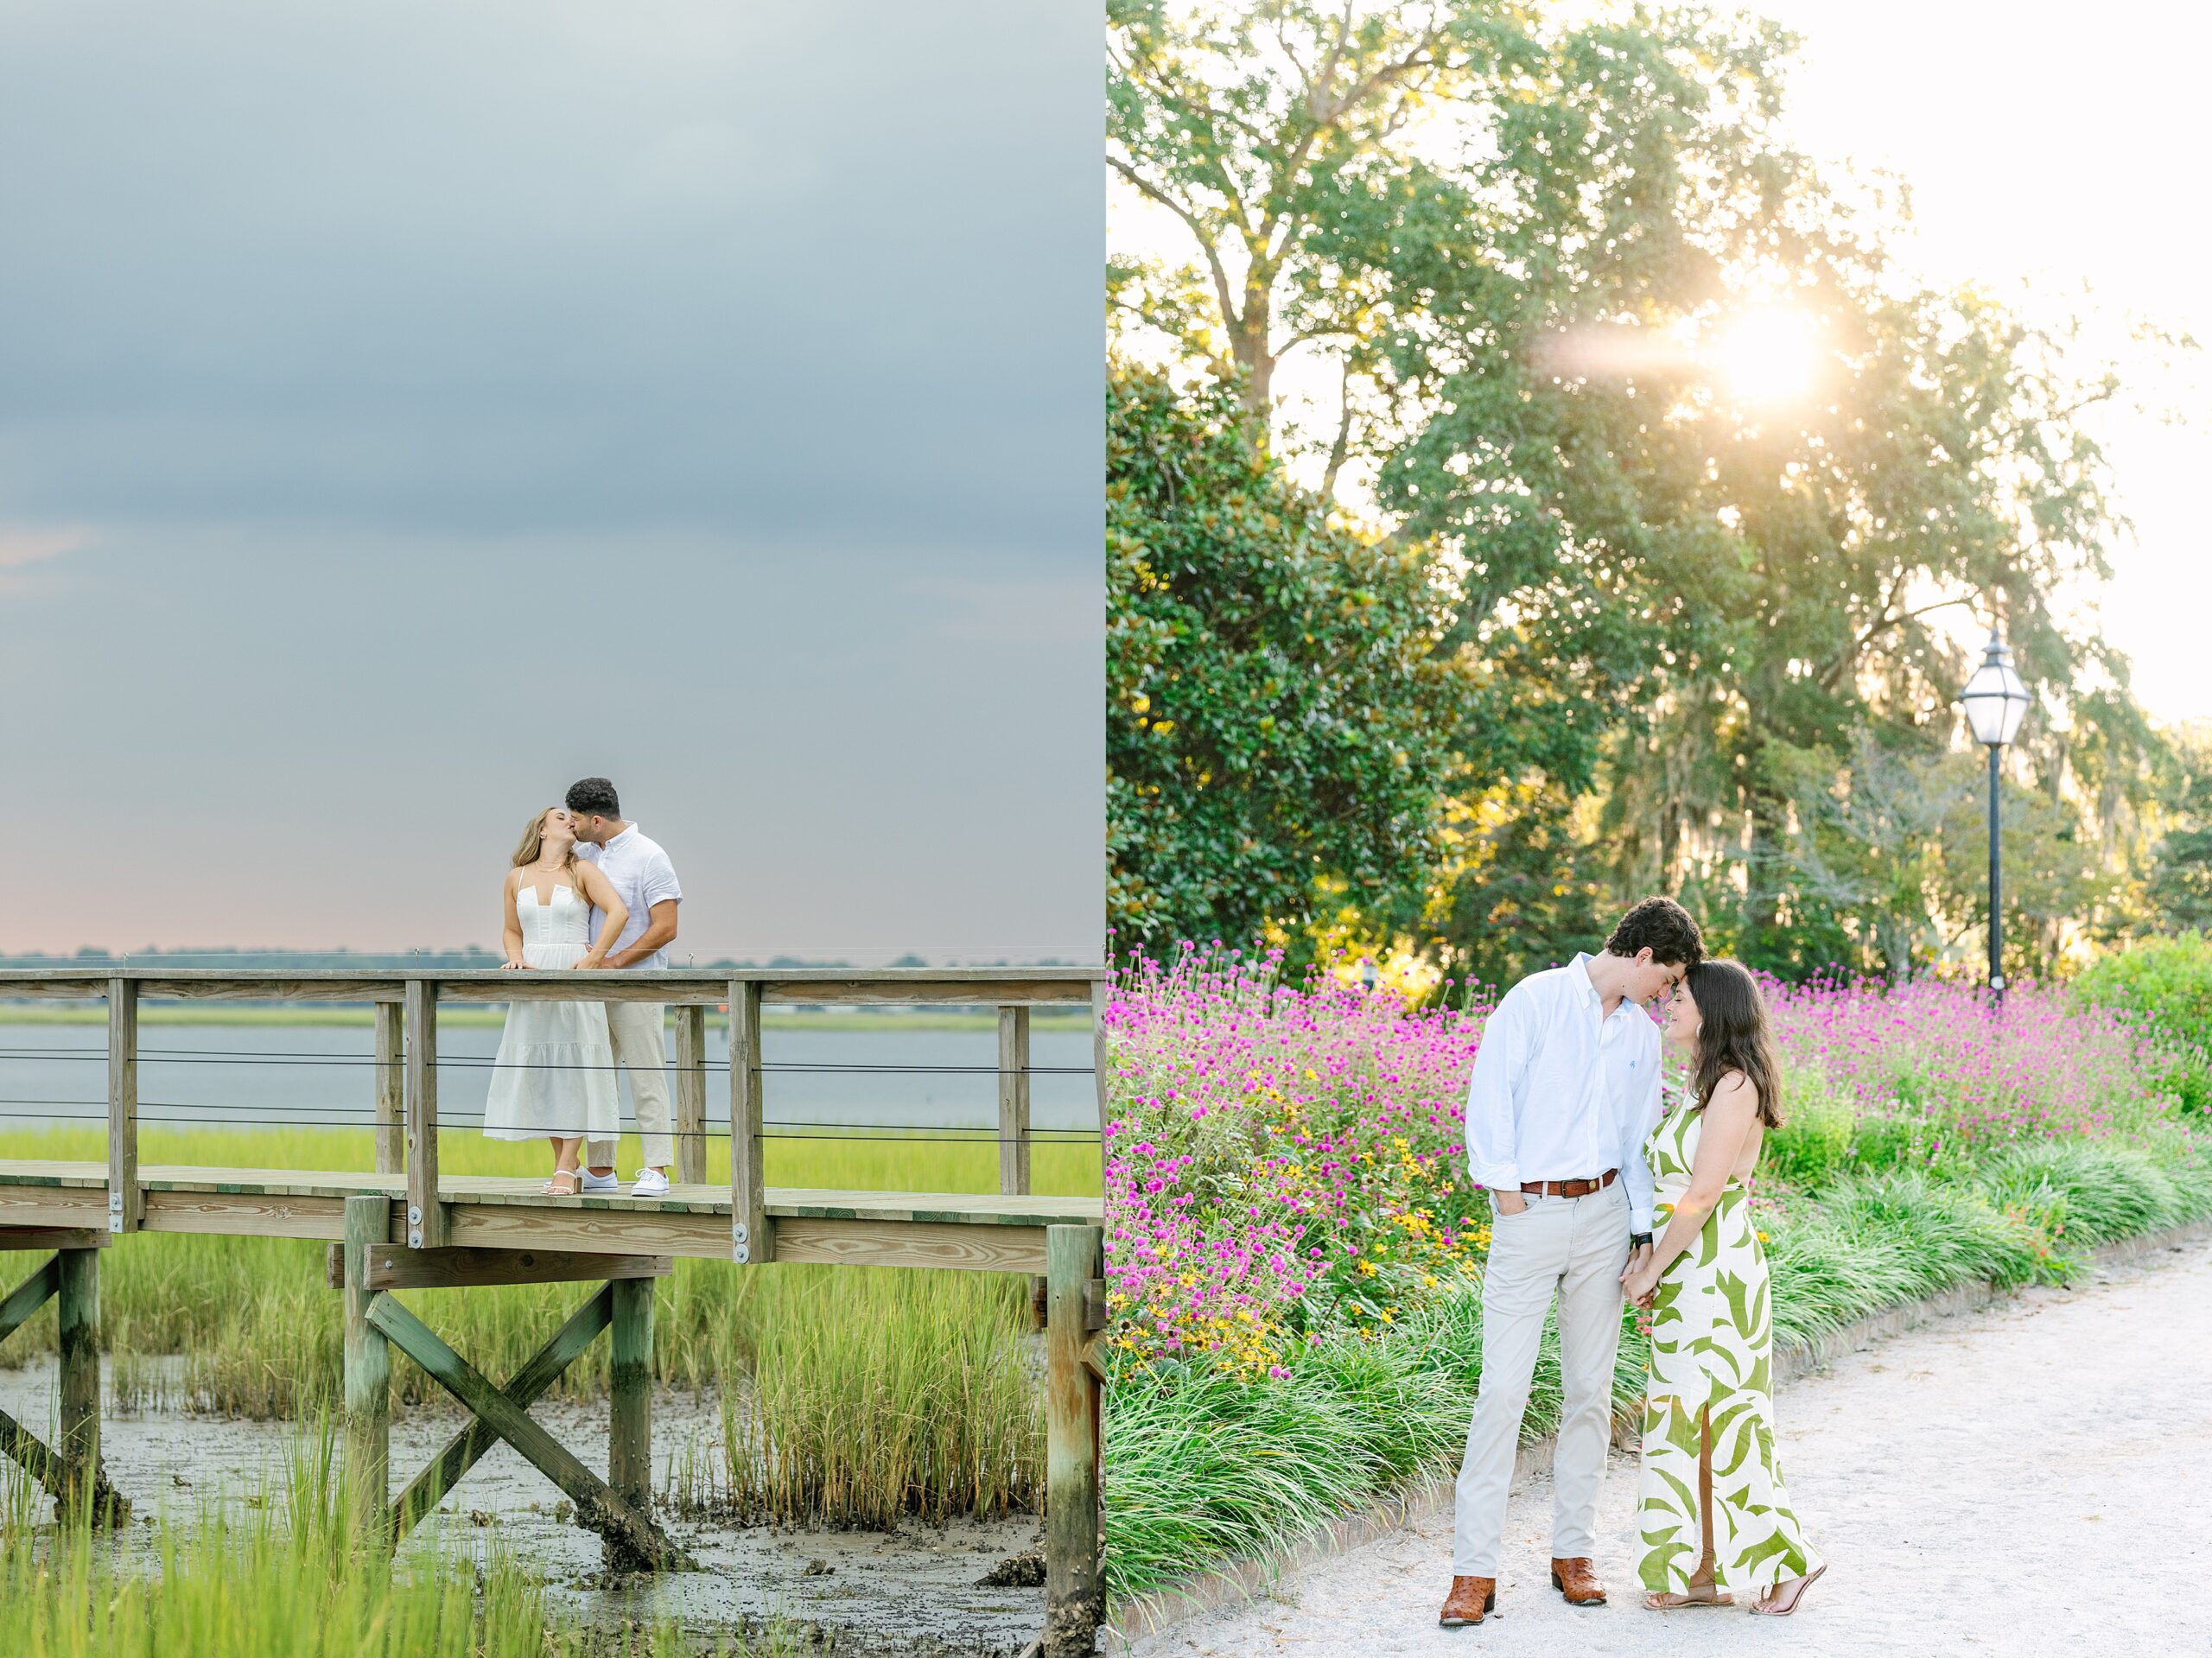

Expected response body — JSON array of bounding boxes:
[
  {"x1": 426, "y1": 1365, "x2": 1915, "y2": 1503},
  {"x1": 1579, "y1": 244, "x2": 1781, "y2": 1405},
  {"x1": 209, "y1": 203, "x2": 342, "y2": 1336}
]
[
  {"x1": 1106, "y1": 361, "x2": 1466, "y2": 957},
  {"x1": 1760, "y1": 1067, "x2": 1858, "y2": 1189},
  {"x1": 2076, "y1": 933, "x2": 2212, "y2": 1064},
  {"x1": 1108, "y1": 0, "x2": 2161, "y2": 981}
]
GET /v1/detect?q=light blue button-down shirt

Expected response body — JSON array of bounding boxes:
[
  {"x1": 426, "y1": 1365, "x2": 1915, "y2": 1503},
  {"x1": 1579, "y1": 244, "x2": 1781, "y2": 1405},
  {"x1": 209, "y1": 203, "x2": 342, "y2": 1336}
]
[{"x1": 1464, "y1": 952, "x2": 1662, "y2": 1232}]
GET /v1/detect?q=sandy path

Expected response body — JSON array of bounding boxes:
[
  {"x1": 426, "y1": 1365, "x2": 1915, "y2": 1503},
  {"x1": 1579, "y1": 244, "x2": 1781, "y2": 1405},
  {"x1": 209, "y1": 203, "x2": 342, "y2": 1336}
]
[{"x1": 1124, "y1": 1234, "x2": 2212, "y2": 1658}]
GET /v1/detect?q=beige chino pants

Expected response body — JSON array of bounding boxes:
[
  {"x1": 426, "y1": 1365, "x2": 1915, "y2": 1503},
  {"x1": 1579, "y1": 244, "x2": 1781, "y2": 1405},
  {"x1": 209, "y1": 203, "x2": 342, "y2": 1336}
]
[
  {"x1": 1452, "y1": 1178, "x2": 1630, "y2": 1577},
  {"x1": 586, "y1": 1001, "x2": 676, "y2": 1172}
]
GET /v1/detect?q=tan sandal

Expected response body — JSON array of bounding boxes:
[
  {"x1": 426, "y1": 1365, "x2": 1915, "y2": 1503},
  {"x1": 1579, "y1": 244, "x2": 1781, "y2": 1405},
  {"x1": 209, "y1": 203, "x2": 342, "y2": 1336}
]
[
  {"x1": 1750, "y1": 1564, "x2": 1825, "y2": 1617},
  {"x1": 543, "y1": 1170, "x2": 582, "y2": 1197},
  {"x1": 1643, "y1": 1588, "x2": 1734, "y2": 1610}
]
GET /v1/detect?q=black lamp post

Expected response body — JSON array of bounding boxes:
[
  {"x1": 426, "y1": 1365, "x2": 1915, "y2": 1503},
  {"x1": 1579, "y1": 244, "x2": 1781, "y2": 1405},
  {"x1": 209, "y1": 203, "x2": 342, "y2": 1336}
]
[{"x1": 1959, "y1": 626, "x2": 2032, "y2": 1002}]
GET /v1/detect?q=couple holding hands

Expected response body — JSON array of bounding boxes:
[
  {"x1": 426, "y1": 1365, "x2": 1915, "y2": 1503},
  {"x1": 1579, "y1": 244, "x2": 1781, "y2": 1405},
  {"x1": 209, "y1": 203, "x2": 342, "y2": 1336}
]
[
  {"x1": 481, "y1": 777, "x2": 684, "y2": 1197},
  {"x1": 1443, "y1": 897, "x2": 1826, "y2": 1626}
]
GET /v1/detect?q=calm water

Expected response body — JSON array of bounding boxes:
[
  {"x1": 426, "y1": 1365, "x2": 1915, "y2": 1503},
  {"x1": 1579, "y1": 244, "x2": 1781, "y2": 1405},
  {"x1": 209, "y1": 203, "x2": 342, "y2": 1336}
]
[{"x1": 0, "y1": 1018, "x2": 1099, "y2": 1140}]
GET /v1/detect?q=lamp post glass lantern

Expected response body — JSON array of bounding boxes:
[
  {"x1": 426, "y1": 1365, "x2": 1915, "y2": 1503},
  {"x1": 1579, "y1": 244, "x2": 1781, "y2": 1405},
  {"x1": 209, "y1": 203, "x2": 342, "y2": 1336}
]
[{"x1": 1961, "y1": 627, "x2": 2032, "y2": 1001}]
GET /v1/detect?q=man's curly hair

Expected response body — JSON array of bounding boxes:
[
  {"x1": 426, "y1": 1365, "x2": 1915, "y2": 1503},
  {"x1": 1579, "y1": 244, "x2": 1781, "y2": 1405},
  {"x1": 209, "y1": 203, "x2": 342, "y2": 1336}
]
[{"x1": 1604, "y1": 896, "x2": 1703, "y2": 969}]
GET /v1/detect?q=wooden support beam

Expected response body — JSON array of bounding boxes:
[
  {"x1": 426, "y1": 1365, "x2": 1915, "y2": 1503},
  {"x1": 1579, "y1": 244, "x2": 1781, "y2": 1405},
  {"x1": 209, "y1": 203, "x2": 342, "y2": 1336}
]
[
  {"x1": 998, "y1": 1006, "x2": 1032, "y2": 1197},
  {"x1": 403, "y1": 980, "x2": 448, "y2": 1249},
  {"x1": 608, "y1": 1276, "x2": 653, "y2": 1527},
  {"x1": 324, "y1": 1245, "x2": 671, "y2": 1293},
  {"x1": 342, "y1": 1195, "x2": 391, "y2": 1553},
  {"x1": 56, "y1": 1247, "x2": 121, "y2": 1523},
  {"x1": 391, "y1": 1284, "x2": 613, "y2": 1540},
  {"x1": 0, "y1": 1228, "x2": 108, "y2": 1252},
  {"x1": 365, "y1": 1293, "x2": 693, "y2": 1571},
  {"x1": 1090, "y1": 978, "x2": 1113, "y2": 1149},
  {"x1": 673, "y1": 1004, "x2": 707, "y2": 1187},
  {"x1": 107, "y1": 978, "x2": 139, "y2": 1234},
  {"x1": 373, "y1": 1001, "x2": 404, "y2": 1176},
  {"x1": 1043, "y1": 1223, "x2": 1105, "y2": 1658},
  {"x1": 728, "y1": 981, "x2": 769, "y2": 1264}
]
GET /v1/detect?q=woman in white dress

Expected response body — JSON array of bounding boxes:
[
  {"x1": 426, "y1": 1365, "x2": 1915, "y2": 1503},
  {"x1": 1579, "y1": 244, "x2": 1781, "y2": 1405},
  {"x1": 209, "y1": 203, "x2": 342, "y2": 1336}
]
[{"x1": 486, "y1": 807, "x2": 628, "y2": 1194}]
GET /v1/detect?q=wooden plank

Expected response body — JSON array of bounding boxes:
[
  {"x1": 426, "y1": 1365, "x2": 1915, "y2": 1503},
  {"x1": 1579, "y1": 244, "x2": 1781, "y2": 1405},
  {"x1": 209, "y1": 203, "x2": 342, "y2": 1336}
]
[
  {"x1": 728, "y1": 981, "x2": 769, "y2": 1264},
  {"x1": 772, "y1": 1217, "x2": 1049, "y2": 1274},
  {"x1": 0, "y1": 976, "x2": 108, "y2": 1001},
  {"x1": 342, "y1": 1195, "x2": 391, "y2": 1552},
  {"x1": 391, "y1": 1285, "x2": 612, "y2": 1540},
  {"x1": 0, "y1": 1228, "x2": 108, "y2": 1252},
  {"x1": 608, "y1": 1277, "x2": 653, "y2": 1515},
  {"x1": 55, "y1": 1247, "x2": 121, "y2": 1522},
  {"x1": 0, "y1": 1187, "x2": 110, "y2": 1229},
  {"x1": 764, "y1": 977, "x2": 1096, "y2": 1007},
  {"x1": 142, "y1": 1190, "x2": 352, "y2": 1242},
  {"x1": 436, "y1": 976, "x2": 723, "y2": 1006},
  {"x1": 0, "y1": 1255, "x2": 60, "y2": 1350},
  {"x1": 404, "y1": 979, "x2": 448, "y2": 1249},
  {"x1": 1043, "y1": 1223, "x2": 1104, "y2": 1658},
  {"x1": 365, "y1": 1293, "x2": 691, "y2": 1571},
  {"x1": 999, "y1": 1006, "x2": 1032, "y2": 1197},
  {"x1": 107, "y1": 977, "x2": 139, "y2": 1234},
  {"x1": 672, "y1": 1004, "x2": 707, "y2": 1186},
  {"x1": 442, "y1": 1203, "x2": 729, "y2": 1260},
  {"x1": 322, "y1": 1245, "x2": 671, "y2": 1293},
  {"x1": 120, "y1": 977, "x2": 404, "y2": 1003},
  {"x1": 373, "y1": 1001, "x2": 404, "y2": 1176}
]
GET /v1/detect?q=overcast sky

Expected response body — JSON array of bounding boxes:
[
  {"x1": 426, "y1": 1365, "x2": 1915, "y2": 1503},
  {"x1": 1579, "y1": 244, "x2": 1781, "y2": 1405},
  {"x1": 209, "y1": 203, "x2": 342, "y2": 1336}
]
[{"x1": 0, "y1": 0, "x2": 1103, "y2": 963}]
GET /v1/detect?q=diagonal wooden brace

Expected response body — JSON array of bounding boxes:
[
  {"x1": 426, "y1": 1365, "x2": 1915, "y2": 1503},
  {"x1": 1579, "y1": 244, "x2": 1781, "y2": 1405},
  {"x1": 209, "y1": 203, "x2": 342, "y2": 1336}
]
[
  {"x1": 388, "y1": 1283, "x2": 613, "y2": 1540},
  {"x1": 365, "y1": 1293, "x2": 693, "y2": 1571},
  {"x1": 0, "y1": 1255, "x2": 60, "y2": 1349}
]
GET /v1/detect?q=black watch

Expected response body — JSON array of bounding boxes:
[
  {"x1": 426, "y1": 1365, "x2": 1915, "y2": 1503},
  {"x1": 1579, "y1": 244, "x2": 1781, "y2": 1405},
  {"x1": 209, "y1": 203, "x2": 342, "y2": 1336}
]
[{"x1": 1630, "y1": 1231, "x2": 1653, "y2": 1248}]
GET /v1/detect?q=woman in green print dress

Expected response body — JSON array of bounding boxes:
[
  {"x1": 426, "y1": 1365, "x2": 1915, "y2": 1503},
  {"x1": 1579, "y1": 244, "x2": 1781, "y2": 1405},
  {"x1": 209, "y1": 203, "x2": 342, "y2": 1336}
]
[{"x1": 1619, "y1": 958, "x2": 1826, "y2": 1617}]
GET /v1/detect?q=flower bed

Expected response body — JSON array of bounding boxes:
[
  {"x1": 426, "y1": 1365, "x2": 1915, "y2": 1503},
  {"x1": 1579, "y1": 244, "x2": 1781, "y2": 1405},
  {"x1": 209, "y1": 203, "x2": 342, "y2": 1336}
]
[{"x1": 1100, "y1": 950, "x2": 2212, "y2": 1599}]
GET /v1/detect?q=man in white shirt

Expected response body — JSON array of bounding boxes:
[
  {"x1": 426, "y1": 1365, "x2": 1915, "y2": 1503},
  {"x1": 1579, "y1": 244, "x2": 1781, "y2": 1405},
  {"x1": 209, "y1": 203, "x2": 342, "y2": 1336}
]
[
  {"x1": 564, "y1": 777, "x2": 683, "y2": 1198},
  {"x1": 1440, "y1": 897, "x2": 1702, "y2": 1629}
]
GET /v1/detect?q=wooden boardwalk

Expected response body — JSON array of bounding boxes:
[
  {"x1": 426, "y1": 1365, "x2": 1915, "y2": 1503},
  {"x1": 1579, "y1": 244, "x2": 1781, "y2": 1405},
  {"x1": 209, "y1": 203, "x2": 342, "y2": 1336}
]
[{"x1": 0, "y1": 965, "x2": 1111, "y2": 1656}]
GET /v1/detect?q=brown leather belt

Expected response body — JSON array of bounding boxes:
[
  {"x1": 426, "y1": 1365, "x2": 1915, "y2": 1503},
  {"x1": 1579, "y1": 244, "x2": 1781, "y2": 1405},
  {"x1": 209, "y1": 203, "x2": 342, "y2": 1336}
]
[{"x1": 1520, "y1": 1169, "x2": 1618, "y2": 1199}]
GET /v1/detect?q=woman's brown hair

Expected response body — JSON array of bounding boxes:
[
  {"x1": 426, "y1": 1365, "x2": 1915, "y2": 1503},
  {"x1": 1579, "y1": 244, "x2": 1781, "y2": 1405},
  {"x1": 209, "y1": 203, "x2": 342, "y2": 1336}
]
[{"x1": 1687, "y1": 958, "x2": 1784, "y2": 1128}]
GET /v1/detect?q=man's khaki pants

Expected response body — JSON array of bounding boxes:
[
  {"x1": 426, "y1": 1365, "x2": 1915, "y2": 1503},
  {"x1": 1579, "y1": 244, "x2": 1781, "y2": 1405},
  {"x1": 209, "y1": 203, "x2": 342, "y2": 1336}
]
[
  {"x1": 586, "y1": 1001, "x2": 676, "y2": 1172},
  {"x1": 1452, "y1": 1178, "x2": 1630, "y2": 1576}
]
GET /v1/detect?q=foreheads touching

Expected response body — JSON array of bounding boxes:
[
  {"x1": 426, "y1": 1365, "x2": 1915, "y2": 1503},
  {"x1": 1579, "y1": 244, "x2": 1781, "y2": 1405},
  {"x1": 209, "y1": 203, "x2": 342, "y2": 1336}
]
[{"x1": 1603, "y1": 895, "x2": 1704, "y2": 1005}]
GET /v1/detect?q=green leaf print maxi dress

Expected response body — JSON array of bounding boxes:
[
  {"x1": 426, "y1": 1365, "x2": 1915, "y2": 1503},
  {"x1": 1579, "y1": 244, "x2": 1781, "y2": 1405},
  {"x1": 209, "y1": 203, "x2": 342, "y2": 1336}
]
[{"x1": 1638, "y1": 1097, "x2": 1823, "y2": 1596}]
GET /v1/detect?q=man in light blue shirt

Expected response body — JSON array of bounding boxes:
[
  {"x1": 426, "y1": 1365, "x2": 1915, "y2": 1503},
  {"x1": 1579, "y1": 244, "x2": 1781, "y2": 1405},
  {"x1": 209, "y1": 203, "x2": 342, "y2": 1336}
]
[{"x1": 1440, "y1": 897, "x2": 1702, "y2": 1628}]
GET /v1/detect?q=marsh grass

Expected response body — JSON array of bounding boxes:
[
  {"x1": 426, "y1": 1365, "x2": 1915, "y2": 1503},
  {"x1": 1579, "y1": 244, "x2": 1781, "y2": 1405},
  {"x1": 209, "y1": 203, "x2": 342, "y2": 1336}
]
[
  {"x1": 0, "y1": 1430, "x2": 732, "y2": 1658},
  {"x1": 0, "y1": 1124, "x2": 1097, "y2": 1524}
]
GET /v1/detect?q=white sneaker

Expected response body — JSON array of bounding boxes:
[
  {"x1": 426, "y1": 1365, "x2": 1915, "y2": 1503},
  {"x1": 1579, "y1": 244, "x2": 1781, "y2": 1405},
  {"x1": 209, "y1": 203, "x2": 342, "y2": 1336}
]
[
  {"x1": 580, "y1": 1170, "x2": 620, "y2": 1194},
  {"x1": 630, "y1": 1168, "x2": 671, "y2": 1198}
]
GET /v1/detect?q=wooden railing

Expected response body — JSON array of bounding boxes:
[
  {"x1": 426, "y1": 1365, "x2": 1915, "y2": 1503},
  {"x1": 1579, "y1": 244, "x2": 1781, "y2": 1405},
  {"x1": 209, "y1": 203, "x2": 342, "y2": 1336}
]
[{"x1": 0, "y1": 966, "x2": 1109, "y2": 1261}]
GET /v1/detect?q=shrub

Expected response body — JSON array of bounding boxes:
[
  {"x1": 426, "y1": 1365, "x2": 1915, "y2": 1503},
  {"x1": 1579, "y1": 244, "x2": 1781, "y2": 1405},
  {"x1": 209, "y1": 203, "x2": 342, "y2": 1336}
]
[{"x1": 2075, "y1": 935, "x2": 2212, "y2": 1115}]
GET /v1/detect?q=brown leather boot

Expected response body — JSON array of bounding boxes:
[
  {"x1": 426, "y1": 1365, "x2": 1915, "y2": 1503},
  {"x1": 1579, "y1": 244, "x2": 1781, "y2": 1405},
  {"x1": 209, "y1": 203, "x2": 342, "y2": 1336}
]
[
  {"x1": 1439, "y1": 1576, "x2": 1497, "y2": 1626},
  {"x1": 1550, "y1": 1557, "x2": 1606, "y2": 1605}
]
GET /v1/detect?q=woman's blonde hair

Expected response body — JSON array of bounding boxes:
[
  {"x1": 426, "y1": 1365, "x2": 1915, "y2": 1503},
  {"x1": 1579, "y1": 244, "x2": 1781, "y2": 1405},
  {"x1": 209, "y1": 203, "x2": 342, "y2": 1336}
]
[{"x1": 512, "y1": 806, "x2": 580, "y2": 880}]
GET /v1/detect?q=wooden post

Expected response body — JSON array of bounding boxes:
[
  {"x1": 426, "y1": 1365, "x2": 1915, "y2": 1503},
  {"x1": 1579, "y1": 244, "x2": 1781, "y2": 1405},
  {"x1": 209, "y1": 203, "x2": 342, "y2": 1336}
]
[
  {"x1": 55, "y1": 1247, "x2": 105, "y2": 1520},
  {"x1": 1090, "y1": 977, "x2": 1113, "y2": 1151},
  {"x1": 342, "y1": 1194, "x2": 391, "y2": 1553},
  {"x1": 404, "y1": 980, "x2": 448, "y2": 1249},
  {"x1": 608, "y1": 1276, "x2": 653, "y2": 1518},
  {"x1": 1044, "y1": 1224, "x2": 1104, "y2": 1657},
  {"x1": 373, "y1": 1000, "x2": 404, "y2": 1176},
  {"x1": 673, "y1": 1004, "x2": 707, "y2": 1186},
  {"x1": 998, "y1": 1006, "x2": 1032, "y2": 1197},
  {"x1": 106, "y1": 977, "x2": 139, "y2": 1234},
  {"x1": 727, "y1": 981, "x2": 770, "y2": 1263}
]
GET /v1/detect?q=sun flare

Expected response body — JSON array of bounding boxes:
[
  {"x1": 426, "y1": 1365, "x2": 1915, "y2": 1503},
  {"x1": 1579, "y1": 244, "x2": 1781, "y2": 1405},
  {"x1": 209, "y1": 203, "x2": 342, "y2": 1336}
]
[{"x1": 1709, "y1": 306, "x2": 1824, "y2": 408}]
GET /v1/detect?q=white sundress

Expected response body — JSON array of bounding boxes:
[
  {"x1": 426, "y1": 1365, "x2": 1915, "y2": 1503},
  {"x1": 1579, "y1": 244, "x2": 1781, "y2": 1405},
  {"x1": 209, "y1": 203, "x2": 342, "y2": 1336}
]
[{"x1": 482, "y1": 884, "x2": 619, "y2": 1141}]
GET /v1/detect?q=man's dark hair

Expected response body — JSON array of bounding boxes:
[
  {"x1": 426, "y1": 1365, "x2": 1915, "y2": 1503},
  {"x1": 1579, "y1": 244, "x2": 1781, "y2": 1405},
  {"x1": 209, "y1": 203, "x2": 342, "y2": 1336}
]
[
  {"x1": 1605, "y1": 896, "x2": 1703, "y2": 969},
  {"x1": 564, "y1": 777, "x2": 621, "y2": 819}
]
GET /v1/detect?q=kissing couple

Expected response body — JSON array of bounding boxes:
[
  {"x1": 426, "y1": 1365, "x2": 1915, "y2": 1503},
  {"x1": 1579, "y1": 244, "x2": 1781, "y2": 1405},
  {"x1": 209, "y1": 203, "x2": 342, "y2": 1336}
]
[
  {"x1": 1440, "y1": 897, "x2": 1827, "y2": 1626},
  {"x1": 480, "y1": 776, "x2": 685, "y2": 1198}
]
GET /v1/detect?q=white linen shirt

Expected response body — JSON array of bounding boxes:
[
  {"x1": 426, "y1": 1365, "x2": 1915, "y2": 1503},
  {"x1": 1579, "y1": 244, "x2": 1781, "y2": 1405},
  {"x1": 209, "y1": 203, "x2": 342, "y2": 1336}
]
[
  {"x1": 577, "y1": 825, "x2": 683, "y2": 970},
  {"x1": 1464, "y1": 953, "x2": 1662, "y2": 1232}
]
